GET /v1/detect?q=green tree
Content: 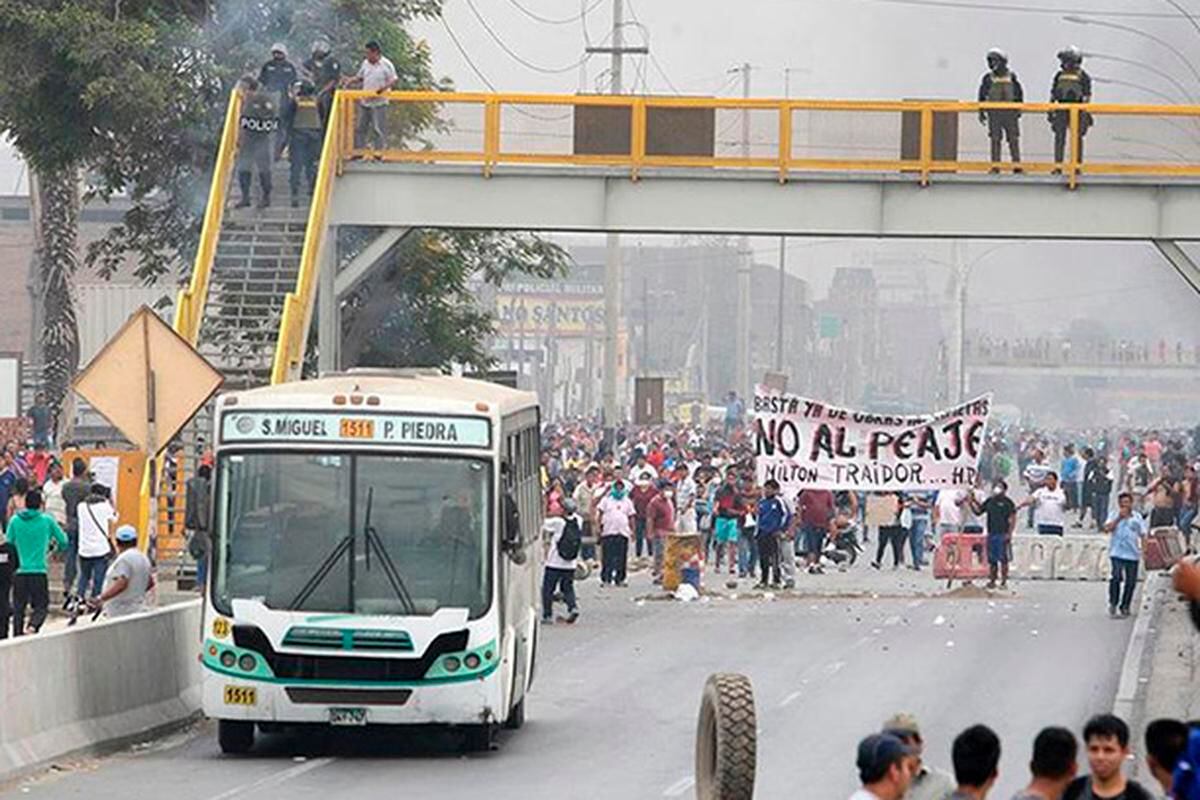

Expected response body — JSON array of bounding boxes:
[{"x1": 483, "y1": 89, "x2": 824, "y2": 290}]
[
  {"x1": 342, "y1": 230, "x2": 570, "y2": 371},
  {"x1": 0, "y1": 1, "x2": 216, "y2": 428}
]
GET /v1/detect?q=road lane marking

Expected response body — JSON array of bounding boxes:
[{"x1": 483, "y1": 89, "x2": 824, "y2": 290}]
[
  {"x1": 822, "y1": 661, "x2": 846, "y2": 677},
  {"x1": 780, "y1": 690, "x2": 803, "y2": 707},
  {"x1": 883, "y1": 615, "x2": 901, "y2": 626},
  {"x1": 204, "y1": 757, "x2": 334, "y2": 800},
  {"x1": 663, "y1": 776, "x2": 695, "y2": 796}
]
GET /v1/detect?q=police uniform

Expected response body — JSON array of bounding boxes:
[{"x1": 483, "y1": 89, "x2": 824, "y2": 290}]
[
  {"x1": 1049, "y1": 67, "x2": 1093, "y2": 164},
  {"x1": 287, "y1": 96, "x2": 322, "y2": 203},
  {"x1": 259, "y1": 56, "x2": 298, "y2": 155},
  {"x1": 977, "y1": 69, "x2": 1023, "y2": 166},
  {"x1": 303, "y1": 52, "x2": 342, "y2": 127},
  {"x1": 237, "y1": 90, "x2": 279, "y2": 207}
]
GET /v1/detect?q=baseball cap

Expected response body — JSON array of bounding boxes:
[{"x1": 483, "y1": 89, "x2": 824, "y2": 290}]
[
  {"x1": 115, "y1": 525, "x2": 138, "y2": 543},
  {"x1": 857, "y1": 733, "x2": 916, "y2": 783},
  {"x1": 882, "y1": 712, "x2": 922, "y2": 739}
]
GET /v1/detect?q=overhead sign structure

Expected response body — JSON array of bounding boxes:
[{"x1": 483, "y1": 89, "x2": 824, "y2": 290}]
[
  {"x1": 753, "y1": 387, "x2": 992, "y2": 492},
  {"x1": 72, "y1": 306, "x2": 224, "y2": 455}
]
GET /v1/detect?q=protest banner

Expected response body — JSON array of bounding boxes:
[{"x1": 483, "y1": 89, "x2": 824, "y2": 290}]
[{"x1": 753, "y1": 388, "x2": 992, "y2": 492}]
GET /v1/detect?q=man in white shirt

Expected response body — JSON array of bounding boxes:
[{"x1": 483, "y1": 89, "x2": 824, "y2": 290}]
[
  {"x1": 597, "y1": 481, "x2": 635, "y2": 587},
  {"x1": 42, "y1": 461, "x2": 66, "y2": 529},
  {"x1": 1018, "y1": 471, "x2": 1068, "y2": 536},
  {"x1": 344, "y1": 40, "x2": 398, "y2": 152},
  {"x1": 541, "y1": 500, "x2": 582, "y2": 624},
  {"x1": 674, "y1": 464, "x2": 698, "y2": 533},
  {"x1": 849, "y1": 733, "x2": 917, "y2": 800}
]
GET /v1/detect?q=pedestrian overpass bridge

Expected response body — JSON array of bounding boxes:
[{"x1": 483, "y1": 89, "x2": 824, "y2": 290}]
[{"x1": 136, "y1": 90, "x2": 1200, "y2": 537}]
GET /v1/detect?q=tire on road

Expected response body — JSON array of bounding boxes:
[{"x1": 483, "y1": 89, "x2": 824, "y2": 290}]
[
  {"x1": 694, "y1": 673, "x2": 756, "y2": 800},
  {"x1": 504, "y1": 697, "x2": 526, "y2": 730},
  {"x1": 218, "y1": 720, "x2": 255, "y2": 755}
]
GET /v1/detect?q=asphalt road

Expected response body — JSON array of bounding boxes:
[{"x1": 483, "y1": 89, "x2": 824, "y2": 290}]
[{"x1": 12, "y1": 572, "x2": 1133, "y2": 800}]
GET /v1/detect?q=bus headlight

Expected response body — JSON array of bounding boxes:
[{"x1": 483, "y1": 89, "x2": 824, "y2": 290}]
[
  {"x1": 238, "y1": 654, "x2": 257, "y2": 672},
  {"x1": 220, "y1": 650, "x2": 237, "y2": 668},
  {"x1": 463, "y1": 653, "x2": 481, "y2": 670},
  {"x1": 443, "y1": 656, "x2": 461, "y2": 672}
]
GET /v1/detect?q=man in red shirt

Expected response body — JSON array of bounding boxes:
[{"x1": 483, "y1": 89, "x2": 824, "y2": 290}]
[
  {"x1": 798, "y1": 489, "x2": 835, "y2": 574},
  {"x1": 646, "y1": 479, "x2": 676, "y2": 583},
  {"x1": 630, "y1": 478, "x2": 659, "y2": 560}
]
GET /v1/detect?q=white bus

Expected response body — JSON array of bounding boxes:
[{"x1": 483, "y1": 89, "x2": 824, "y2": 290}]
[{"x1": 200, "y1": 370, "x2": 542, "y2": 753}]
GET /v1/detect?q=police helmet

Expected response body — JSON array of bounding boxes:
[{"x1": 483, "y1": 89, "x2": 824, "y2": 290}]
[
  {"x1": 311, "y1": 39, "x2": 330, "y2": 56},
  {"x1": 986, "y1": 48, "x2": 1007, "y2": 65},
  {"x1": 1058, "y1": 45, "x2": 1082, "y2": 64}
]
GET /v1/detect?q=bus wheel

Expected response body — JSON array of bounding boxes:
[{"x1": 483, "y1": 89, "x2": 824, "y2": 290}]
[
  {"x1": 694, "y1": 673, "x2": 756, "y2": 800},
  {"x1": 218, "y1": 720, "x2": 255, "y2": 755},
  {"x1": 462, "y1": 724, "x2": 495, "y2": 752},
  {"x1": 504, "y1": 698, "x2": 525, "y2": 730}
]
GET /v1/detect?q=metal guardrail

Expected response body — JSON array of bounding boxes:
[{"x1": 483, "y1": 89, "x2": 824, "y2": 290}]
[{"x1": 328, "y1": 91, "x2": 1200, "y2": 190}]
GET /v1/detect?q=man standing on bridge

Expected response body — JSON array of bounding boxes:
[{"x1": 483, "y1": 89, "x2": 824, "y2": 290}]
[
  {"x1": 1049, "y1": 46, "x2": 1092, "y2": 171},
  {"x1": 978, "y1": 48, "x2": 1024, "y2": 173}
]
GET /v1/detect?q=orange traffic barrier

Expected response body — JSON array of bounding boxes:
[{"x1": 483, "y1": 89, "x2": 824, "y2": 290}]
[{"x1": 933, "y1": 533, "x2": 990, "y2": 581}]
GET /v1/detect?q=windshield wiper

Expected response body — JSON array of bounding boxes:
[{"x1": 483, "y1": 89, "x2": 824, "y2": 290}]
[
  {"x1": 362, "y1": 487, "x2": 418, "y2": 615},
  {"x1": 288, "y1": 534, "x2": 352, "y2": 611}
]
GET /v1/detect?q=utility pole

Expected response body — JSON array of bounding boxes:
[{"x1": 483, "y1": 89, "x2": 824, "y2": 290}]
[
  {"x1": 602, "y1": 0, "x2": 624, "y2": 445},
  {"x1": 734, "y1": 62, "x2": 753, "y2": 399}
]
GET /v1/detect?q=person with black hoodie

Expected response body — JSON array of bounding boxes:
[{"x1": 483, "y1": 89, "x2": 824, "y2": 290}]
[{"x1": 0, "y1": 531, "x2": 17, "y2": 638}]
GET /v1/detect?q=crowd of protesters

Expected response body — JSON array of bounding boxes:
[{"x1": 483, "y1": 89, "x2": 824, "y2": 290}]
[
  {"x1": 0, "y1": 395, "x2": 152, "y2": 638},
  {"x1": 537, "y1": 393, "x2": 1200, "y2": 621}
]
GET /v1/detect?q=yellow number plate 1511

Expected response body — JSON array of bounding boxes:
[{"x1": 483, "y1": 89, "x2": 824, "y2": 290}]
[
  {"x1": 339, "y1": 418, "x2": 375, "y2": 439},
  {"x1": 223, "y1": 685, "x2": 257, "y2": 706}
]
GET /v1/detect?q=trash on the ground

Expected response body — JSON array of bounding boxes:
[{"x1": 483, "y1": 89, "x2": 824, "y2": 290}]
[
  {"x1": 674, "y1": 584, "x2": 699, "y2": 602},
  {"x1": 946, "y1": 640, "x2": 955, "y2": 648},
  {"x1": 933, "y1": 615, "x2": 946, "y2": 626}
]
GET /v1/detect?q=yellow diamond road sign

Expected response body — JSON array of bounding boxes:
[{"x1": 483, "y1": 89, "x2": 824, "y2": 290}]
[{"x1": 72, "y1": 306, "x2": 223, "y2": 455}]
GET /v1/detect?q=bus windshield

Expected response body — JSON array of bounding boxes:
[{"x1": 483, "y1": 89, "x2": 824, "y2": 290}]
[{"x1": 213, "y1": 452, "x2": 491, "y2": 617}]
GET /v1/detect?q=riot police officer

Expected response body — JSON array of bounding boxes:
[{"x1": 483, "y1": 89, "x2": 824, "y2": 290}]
[
  {"x1": 1049, "y1": 45, "x2": 1093, "y2": 171},
  {"x1": 303, "y1": 39, "x2": 341, "y2": 129},
  {"x1": 977, "y1": 48, "x2": 1024, "y2": 172},
  {"x1": 285, "y1": 81, "x2": 322, "y2": 206},
  {"x1": 236, "y1": 76, "x2": 278, "y2": 209},
  {"x1": 259, "y1": 43, "x2": 298, "y2": 157}
]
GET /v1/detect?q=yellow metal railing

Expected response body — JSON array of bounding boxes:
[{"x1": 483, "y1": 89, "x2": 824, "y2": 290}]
[
  {"x1": 327, "y1": 92, "x2": 1200, "y2": 191},
  {"x1": 175, "y1": 88, "x2": 244, "y2": 344},
  {"x1": 270, "y1": 91, "x2": 346, "y2": 384}
]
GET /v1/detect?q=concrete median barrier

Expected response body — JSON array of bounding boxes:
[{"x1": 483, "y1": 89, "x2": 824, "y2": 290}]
[{"x1": 0, "y1": 599, "x2": 202, "y2": 783}]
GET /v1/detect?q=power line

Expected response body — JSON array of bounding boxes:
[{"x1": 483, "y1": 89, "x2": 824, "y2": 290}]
[
  {"x1": 440, "y1": 15, "x2": 573, "y2": 121},
  {"x1": 626, "y1": 0, "x2": 682, "y2": 95},
  {"x1": 462, "y1": 0, "x2": 592, "y2": 75},
  {"x1": 504, "y1": 0, "x2": 606, "y2": 25},
  {"x1": 859, "y1": 0, "x2": 1200, "y2": 16}
]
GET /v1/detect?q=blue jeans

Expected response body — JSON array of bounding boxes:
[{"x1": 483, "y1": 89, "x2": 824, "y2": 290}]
[
  {"x1": 1109, "y1": 557, "x2": 1138, "y2": 612},
  {"x1": 738, "y1": 532, "x2": 758, "y2": 576},
  {"x1": 541, "y1": 567, "x2": 577, "y2": 618},
  {"x1": 1179, "y1": 507, "x2": 1197, "y2": 546},
  {"x1": 909, "y1": 517, "x2": 929, "y2": 567},
  {"x1": 1092, "y1": 494, "x2": 1110, "y2": 529},
  {"x1": 77, "y1": 555, "x2": 108, "y2": 599}
]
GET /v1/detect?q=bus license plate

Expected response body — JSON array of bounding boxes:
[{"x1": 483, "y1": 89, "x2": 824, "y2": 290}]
[
  {"x1": 339, "y1": 418, "x2": 375, "y2": 439},
  {"x1": 223, "y1": 685, "x2": 257, "y2": 706},
  {"x1": 329, "y1": 707, "x2": 368, "y2": 726}
]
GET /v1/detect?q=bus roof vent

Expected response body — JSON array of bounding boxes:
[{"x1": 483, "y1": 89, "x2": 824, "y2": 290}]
[{"x1": 336, "y1": 367, "x2": 444, "y2": 379}]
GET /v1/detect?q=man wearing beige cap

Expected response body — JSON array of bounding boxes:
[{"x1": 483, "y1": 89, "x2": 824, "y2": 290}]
[{"x1": 883, "y1": 713, "x2": 956, "y2": 800}]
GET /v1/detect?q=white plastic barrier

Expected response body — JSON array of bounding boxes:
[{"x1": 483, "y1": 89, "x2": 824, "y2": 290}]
[
  {"x1": 1010, "y1": 534, "x2": 1113, "y2": 581},
  {"x1": 0, "y1": 599, "x2": 202, "y2": 782}
]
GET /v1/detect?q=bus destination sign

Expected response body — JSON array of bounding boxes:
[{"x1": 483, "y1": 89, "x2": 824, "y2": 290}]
[{"x1": 221, "y1": 411, "x2": 491, "y2": 448}]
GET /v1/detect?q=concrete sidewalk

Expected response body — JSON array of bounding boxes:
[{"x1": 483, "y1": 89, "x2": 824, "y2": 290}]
[{"x1": 1133, "y1": 583, "x2": 1200, "y2": 736}]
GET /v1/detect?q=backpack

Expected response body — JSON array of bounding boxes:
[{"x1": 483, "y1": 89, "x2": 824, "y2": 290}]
[{"x1": 557, "y1": 517, "x2": 582, "y2": 561}]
